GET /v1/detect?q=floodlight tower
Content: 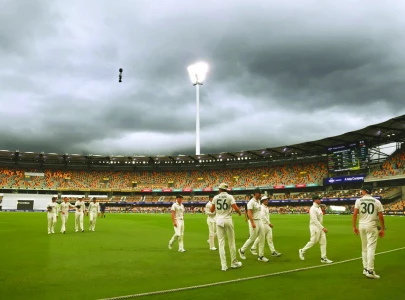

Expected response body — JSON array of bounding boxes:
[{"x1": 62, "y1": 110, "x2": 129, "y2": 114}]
[{"x1": 187, "y1": 62, "x2": 209, "y2": 155}]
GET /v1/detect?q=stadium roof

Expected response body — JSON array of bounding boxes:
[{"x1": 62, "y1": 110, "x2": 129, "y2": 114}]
[{"x1": 0, "y1": 114, "x2": 404, "y2": 167}]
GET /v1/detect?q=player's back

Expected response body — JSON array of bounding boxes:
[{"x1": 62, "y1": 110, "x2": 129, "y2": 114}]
[
  {"x1": 213, "y1": 192, "x2": 235, "y2": 219},
  {"x1": 356, "y1": 195, "x2": 382, "y2": 226}
]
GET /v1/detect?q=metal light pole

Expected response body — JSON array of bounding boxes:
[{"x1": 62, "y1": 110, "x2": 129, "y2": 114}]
[{"x1": 187, "y1": 62, "x2": 209, "y2": 155}]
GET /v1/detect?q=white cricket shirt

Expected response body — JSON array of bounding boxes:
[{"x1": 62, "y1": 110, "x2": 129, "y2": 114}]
[
  {"x1": 213, "y1": 192, "x2": 236, "y2": 220},
  {"x1": 75, "y1": 201, "x2": 86, "y2": 213},
  {"x1": 259, "y1": 204, "x2": 270, "y2": 225},
  {"x1": 60, "y1": 202, "x2": 73, "y2": 213},
  {"x1": 247, "y1": 198, "x2": 262, "y2": 220},
  {"x1": 88, "y1": 202, "x2": 100, "y2": 213},
  {"x1": 205, "y1": 201, "x2": 216, "y2": 220},
  {"x1": 171, "y1": 202, "x2": 184, "y2": 220},
  {"x1": 47, "y1": 202, "x2": 59, "y2": 215},
  {"x1": 355, "y1": 195, "x2": 383, "y2": 226},
  {"x1": 309, "y1": 203, "x2": 324, "y2": 229}
]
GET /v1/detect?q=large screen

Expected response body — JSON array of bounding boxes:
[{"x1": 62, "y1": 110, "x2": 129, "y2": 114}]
[{"x1": 327, "y1": 141, "x2": 368, "y2": 172}]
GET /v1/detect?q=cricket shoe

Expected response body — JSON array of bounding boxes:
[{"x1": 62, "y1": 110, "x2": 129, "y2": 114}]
[
  {"x1": 272, "y1": 251, "x2": 282, "y2": 257},
  {"x1": 238, "y1": 249, "x2": 246, "y2": 260},
  {"x1": 178, "y1": 249, "x2": 186, "y2": 252},
  {"x1": 168, "y1": 242, "x2": 173, "y2": 250},
  {"x1": 250, "y1": 248, "x2": 258, "y2": 256},
  {"x1": 258, "y1": 256, "x2": 269, "y2": 262},
  {"x1": 299, "y1": 249, "x2": 305, "y2": 260},
  {"x1": 221, "y1": 266, "x2": 228, "y2": 272},
  {"x1": 231, "y1": 261, "x2": 242, "y2": 269},
  {"x1": 366, "y1": 270, "x2": 380, "y2": 279},
  {"x1": 321, "y1": 257, "x2": 333, "y2": 264},
  {"x1": 363, "y1": 269, "x2": 368, "y2": 276},
  {"x1": 210, "y1": 247, "x2": 217, "y2": 251}
]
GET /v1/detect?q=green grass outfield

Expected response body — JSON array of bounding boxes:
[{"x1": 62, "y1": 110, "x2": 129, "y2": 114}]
[{"x1": 1, "y1": 212, "x2": 404, "y2": 300}]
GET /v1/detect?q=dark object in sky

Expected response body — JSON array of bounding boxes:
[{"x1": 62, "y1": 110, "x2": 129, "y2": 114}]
[{"x1": 119, "y1": 68, "x2": 123, "y2": 82}]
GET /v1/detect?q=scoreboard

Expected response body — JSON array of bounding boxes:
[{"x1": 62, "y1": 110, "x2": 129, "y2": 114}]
[{"x1": 327, "y1": 141, "x2": 368, "y2": 172}]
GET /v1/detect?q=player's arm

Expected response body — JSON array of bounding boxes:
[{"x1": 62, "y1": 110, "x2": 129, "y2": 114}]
[
  {"x1": 206, "y1": 204, "x2": 215, "y2": 216},
  {"x1": 231, "y1": 204, "x2": 241, "y2": 216},
  {"x1": 247, "y1": 209, "x2": 256, "y2": 228},
  {"x1": 352, "y1": 208, "x2": 359, "y2": 235},
  {"x1": 171, "y1": 209, "x2": 177, "y2": 227},
  {"x1": 352, "y1": 199, "x2": 360, "y2": 234},
  {"x1": 210, "y1": 204, "x2": 215, "y2": 213},
  {"x1": 377, "y1": 203, "x2": 385, "y2": 237}
]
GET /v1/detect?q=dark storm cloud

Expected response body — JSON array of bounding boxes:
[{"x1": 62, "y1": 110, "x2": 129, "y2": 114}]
[{"x1": 1, "y1": 0, "x2": 405, "y2": 156}]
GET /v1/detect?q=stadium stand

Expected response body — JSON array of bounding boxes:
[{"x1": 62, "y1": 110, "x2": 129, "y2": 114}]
[{"x1": 0, "y1": 162, "x2": 327, "y2": 190}]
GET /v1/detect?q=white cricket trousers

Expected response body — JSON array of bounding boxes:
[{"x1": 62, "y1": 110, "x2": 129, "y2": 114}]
[
  {"x1": 241, "y1": 220, "x2": 265, "y2": 257},
  {"x1": 216, "y1": 218, "x2": 239, "y2": 269},
  {"x1": 89, "y1": 212, "x2": 98, "y2": 231},
  {"x1": 75, "y1": 212, "x2": 84, "y2": 231},
  {"x1": 207, "y1": 218, "x2": 217, "y2": 248},
  {"x1": 252, "y1": 224, "x2": 276, "y2": 252},
  {"x1": 359, "y1": 224, "x2": 378, "y2": 271},
  {"x1": 302, "y1": 226, "x2": 327, "y2": 257},
  {"x1": 47, "y1": 213, "x2": 57, "y2": 233},
  {"x1": 60, "y1": 212, "x2": 69, "y2": 232},
  {"x1": 169, "y1": 219, "x2": 184, "y2": 250}
]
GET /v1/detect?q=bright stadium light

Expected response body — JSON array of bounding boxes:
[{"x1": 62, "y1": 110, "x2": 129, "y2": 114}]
[{"x1": 187, "y1": 62, "x2": 209, "y2": 155}]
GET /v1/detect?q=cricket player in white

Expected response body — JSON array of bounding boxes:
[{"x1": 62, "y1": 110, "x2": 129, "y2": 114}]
[
  {"x1": 352, "y1": 185, "x2": 385, "y2": 279},
  {"x1": 88, "y1": 198, "x2": 100, "y2": 231},
  {"x1": 238, "y1": 188, "x2": 268, "y2": 262},
  {"x1": 74, "y1": 197, "x2": 86, "y2": 232},
  {"x1": 299, "y1": 195, "x2": 333, "y2": 263},
  {"x1": 46, "y1": 197, "x2": 59, "y2": 234},
  {"x1": 251, "y1": 196, "x2": 282, "y2": 257},
  {"x1": 205, "y1": 194, "x2": 217, "y2": 250},
  {"x1": 59, "y1": 197, "x2": 75, "y2": 234},
  {"x1": 169, "y1": 195, "x2": 186, "y2": 252},
  {"x1": 210, "y1": 183, "x2": 243, "y2": 271}
]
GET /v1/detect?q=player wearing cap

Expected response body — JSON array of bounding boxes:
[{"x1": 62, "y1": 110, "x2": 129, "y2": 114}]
[
  {"x1": 59, "y1": 197, "x2": 75, "y2": 234},
  {"x1": 299, "y1": 195, "x2": 333, "y2": 264},
  {"x1": 88, "y1": 198, "x2": 100, "y2": 232},
  {"x1": 352, "y1": 185, "x2": 385, "y2": 279},
  {"x1": 250, "y1": 195, "x2": 282, "y2": 257},
  {"x1": 74, "y1": 197, "x2": 86, "y2": 233},
  {"x1": 169, "y1": 195, "x2": 186, "y2": 252},
  {"x1": 46, "y1": 197, "x2": 59, "y2": 234},
  {"x1": 238, "y1": 188, "x2": 268, "y2": 262},
  {"x1": 205, "y1": 194, "x2": 217, "y2": 250},
  {"x1": 210, "y1": 183, "x2": 243, "y2": 271}
]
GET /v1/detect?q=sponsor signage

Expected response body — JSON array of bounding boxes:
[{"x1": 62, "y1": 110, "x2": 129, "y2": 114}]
[
  {"x1": 17, "y1": 200, "x2": 34, "y2": 210},
  {"x1": 202, "y1": 188, "x2": 213, "y2": 192},
  {"x1": 325, "y1": 175, "x2": 366, "y2": 185},
  {"x1": 141, "y1": 189, "x2": 152, "y2": 192},
  {"x1": 162, "y1": 188, "x2": 172, "y2": 192},
  {"x1": 274, "y1": 185, "x2": 285, "y2": 189},
  {"x1": 25, "y1": 172, "x2": 45, "y2": 177},
  {"x1": 295, "y1": 184, "x2": 306, "y2": 188},
  {"x1": 152, "y1": 189, "x2": 162, "y2": 192},
  {"x1": 182, "y1": 188, "x2": 193, "y2": 192}
]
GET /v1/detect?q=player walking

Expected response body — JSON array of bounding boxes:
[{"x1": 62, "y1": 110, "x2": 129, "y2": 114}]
[
  {"x1": 299, "y1": 195, "x2": 333, "y2": 263},
  {"x1": 46, "y1": 196, "x2": 59, "y2": 234},
  {"x1": 169, "y1": 195, "x2": 186, "y2": 252},
  {"x1": 74, "y1": 197, "x2": 86, "y2": 232},
  {"x1": 250, "y1": 195, "x2": 282, "y2": 257},
  {"x1": 238, "y1": 188, "x2": 268, "y2": 262},
  {"x1": 88, "y1": 198, "x2": 100, "y2": 231},
  {"x1": 352, "y1": 185, "x2": 385, "y2": 279},
  {"x1": 59, "y1": 197, "x2": 75, "y2": 234},
  {"x1": 205, "y1": 194, "x2": 217, "y2": 250},
  {"x1": 210, "y1": 183, "x2": 243, "y2": 271}
]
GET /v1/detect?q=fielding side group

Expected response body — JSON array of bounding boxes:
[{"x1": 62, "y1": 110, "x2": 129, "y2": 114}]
[
  {"x1": 45, "y1": 183, "x2": 385, "y2": 279},
  {"x1": 168, "y1": 183, "x2": 385, "y2": 279}
]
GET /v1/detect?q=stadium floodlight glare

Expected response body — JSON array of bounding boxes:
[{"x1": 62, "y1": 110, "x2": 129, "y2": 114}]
[{"x1": 187, "y1": 61, "x2": 209, "y2": 155}]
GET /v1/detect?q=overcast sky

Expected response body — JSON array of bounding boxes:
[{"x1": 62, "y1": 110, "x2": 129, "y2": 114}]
[{"x1": 1, "y1": 0, "x2": 405, "y2": 156}]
